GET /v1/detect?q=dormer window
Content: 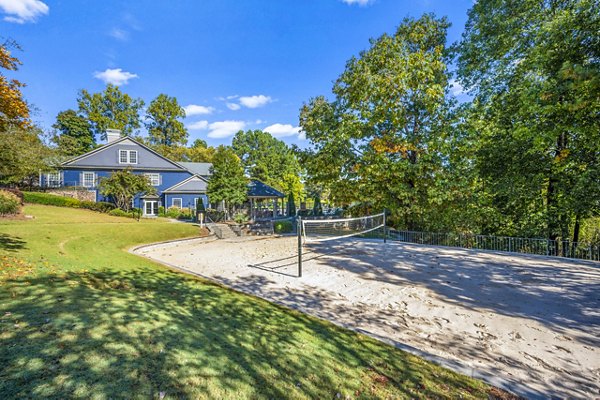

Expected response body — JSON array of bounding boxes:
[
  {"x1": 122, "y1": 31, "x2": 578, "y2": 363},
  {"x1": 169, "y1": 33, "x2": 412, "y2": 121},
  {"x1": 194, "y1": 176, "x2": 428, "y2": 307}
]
[{"x1": 119, "y1": 150, "x2": 138, "y2": 164}]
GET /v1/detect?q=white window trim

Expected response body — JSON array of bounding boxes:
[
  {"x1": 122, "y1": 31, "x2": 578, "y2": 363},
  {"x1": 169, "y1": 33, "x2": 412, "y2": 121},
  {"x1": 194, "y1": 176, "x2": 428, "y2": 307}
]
[
  {"x1": 46, "y1": 172, "x2": 61, "y2": 188},
  {"x1": 118, "y1": 150, "x2": 138, "y2": 164},
  {"x1": 172, "y1": 198, "x2": 183, "y2": 209},
  {"x1": 144, "y1": 173, "x2": 161, "y2": 186},
  {"x1": 82, "y1": 172, "x2": 96, "y2": 188},
  {"x1": 129, "y1": 150, "x2": 137, "y2": 164},
  {"x1": 119, "y1": 150, "x2": 128, "y2": 164}
]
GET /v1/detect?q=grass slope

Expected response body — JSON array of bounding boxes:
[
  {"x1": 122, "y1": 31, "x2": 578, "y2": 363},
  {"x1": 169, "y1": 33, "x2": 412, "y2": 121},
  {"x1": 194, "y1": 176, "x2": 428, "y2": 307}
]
[{"x1": 1, "y1": 205, "x2": 504, "y2": 399}]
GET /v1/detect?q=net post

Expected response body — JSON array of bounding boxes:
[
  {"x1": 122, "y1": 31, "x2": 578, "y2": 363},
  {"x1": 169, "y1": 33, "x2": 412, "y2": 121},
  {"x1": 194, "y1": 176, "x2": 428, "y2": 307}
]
[
  {"x1": 383, "y1": 209, "x2": 387, "y2": 243},
  {"x1": 297, "y1": 217, "x2": 302, "y2": 277}
]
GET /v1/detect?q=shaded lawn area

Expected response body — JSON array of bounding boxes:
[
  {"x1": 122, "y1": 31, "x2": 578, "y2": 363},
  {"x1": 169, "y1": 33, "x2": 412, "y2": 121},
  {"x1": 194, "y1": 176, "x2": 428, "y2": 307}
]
[{"x1": 0, "y1": 205, "x2": 509, "y2": 399}]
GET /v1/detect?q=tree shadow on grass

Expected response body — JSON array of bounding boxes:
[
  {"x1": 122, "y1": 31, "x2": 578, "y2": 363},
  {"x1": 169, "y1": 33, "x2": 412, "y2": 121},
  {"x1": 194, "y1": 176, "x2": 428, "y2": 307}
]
[
  {"x1": 0, "y1": 266, "x2": 496, "y2": 399},
  {"x1": 0, "y1": 233, "x2": 26, "y2": 252}
]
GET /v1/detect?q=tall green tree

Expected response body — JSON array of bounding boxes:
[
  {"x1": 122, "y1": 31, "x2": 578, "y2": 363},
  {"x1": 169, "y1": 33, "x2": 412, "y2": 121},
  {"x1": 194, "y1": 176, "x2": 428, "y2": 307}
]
[
  {"x1": 151, "y1": 139, "x2": 215, "y2": 163},
  {"x1": 300, "y1": 14, "x2": 456, "y2": 230},
  {"x1": 98, "y1": 169, "x2": 156, "y2": 211},
  {"x1": 77, "y1": 84, "x2": 144, "y2": 140},
  {"x1": 0, "y1": 126, "x2": 51, "y2": 187},
  {"x1": 207, "y1": 146, "x2": 248, "y2": 214},
  {"x1": 458, "y1": 0, "x2": 600, "y2": 242},
  {"x1": 232, "y1": 129, "x2": 302, "y2": 198},
  {"x1": 51, "y1": 109, "x2": 95, "y2": 156},
  {"x1": 144, "y1": 94, "x2": 188, "y2": 146}
]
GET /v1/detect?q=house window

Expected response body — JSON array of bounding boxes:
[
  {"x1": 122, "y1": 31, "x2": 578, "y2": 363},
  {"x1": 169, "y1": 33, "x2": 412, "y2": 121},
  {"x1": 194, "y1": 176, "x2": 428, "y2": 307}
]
[
  {"x1": 119, "y1": 150, "x2": 138, "y2": 164},
  {"x1": 130, "y1": 150, "x2": 137, "y2": 164},
  {"x1": 82, "y1": 172, "x2": 96, "y2": 188},
  {"x1": 172, "y1": 198, "x2": 183, "y2": 208},
  {"x1": 46, "y1": 172, "x2": 61, "y2": 188},
  {"x1": 144, "y1": 173, "x2": 161, "y2": 186}
]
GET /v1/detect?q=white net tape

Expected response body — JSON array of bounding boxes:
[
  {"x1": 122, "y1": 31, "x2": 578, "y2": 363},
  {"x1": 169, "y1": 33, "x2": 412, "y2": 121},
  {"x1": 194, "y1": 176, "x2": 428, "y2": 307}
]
[{"x1": 302, "y1": 213, "x2": 385, "y2": 243}]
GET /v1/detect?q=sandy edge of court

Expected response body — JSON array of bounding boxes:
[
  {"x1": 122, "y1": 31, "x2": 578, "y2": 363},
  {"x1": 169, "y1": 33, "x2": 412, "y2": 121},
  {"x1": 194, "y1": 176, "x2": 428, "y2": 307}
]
[{"x1": 132, "y1": 236, "x2": 600, "y2": 400}]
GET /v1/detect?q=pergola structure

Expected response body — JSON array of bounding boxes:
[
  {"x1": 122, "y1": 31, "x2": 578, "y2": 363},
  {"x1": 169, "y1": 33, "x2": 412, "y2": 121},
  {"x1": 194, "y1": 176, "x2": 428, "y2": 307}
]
[{"x1": 247, "y1": 180, "x2": 286, "y2": 220}]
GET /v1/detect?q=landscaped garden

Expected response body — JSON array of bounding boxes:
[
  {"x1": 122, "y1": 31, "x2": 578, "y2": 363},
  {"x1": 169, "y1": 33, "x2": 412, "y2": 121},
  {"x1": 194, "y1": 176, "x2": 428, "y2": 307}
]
[{"x1": 0, "y1": 205, "x2": 513, "y2": 399}]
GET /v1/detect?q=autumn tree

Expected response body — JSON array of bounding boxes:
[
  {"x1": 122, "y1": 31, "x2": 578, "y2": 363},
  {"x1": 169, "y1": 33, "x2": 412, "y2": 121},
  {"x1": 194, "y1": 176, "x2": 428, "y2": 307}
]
[
  {"x1": 145, "y1": 94, "x2": 188, "y2": 146},
  {"x1": 52, "y1": 109, "x2": 96, "y2": 156},
  {"x1": 300, "y1": 14, "x2": 456, "y2": 230},
  {"x1": 186, "y1": 138, "x2": 215, "y2": 162},
  {"x1": 458, "y1": 0, "x2": 600, "y2": 242},
  {"x1": 0, "y1": 39, "x2": 30, "y2": 131},
  {"x1": 77, "y1": 84, "x2": 144, "y2": 140}
]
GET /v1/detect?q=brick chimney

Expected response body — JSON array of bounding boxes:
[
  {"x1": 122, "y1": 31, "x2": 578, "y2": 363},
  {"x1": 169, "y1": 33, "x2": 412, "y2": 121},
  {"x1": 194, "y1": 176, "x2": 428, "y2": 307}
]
[{"x1": 106, "y1": 129, "x2": 122, "y2": 143}]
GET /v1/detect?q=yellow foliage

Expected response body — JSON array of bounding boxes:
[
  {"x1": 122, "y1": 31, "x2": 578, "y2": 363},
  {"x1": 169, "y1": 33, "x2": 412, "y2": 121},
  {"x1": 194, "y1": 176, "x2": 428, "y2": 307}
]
[{"x1": 0, "y1": 41, "x2": 30, "y2": 131}]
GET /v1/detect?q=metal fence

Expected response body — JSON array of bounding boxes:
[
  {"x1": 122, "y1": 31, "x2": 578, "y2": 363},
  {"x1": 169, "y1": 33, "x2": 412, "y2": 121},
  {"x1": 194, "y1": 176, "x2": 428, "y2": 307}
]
[{"x1": 388, "y1": 230, "x2": 600, "y2": 262}]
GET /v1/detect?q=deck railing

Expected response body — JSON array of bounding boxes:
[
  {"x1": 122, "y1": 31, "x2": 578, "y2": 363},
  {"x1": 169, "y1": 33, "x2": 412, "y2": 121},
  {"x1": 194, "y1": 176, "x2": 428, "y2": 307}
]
[{"x1": 388, "y1": 230, "x2": 600, "y2": 262}]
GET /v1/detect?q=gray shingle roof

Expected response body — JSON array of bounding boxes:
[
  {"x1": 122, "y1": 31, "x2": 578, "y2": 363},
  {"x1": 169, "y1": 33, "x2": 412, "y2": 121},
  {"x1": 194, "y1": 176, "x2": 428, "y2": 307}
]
[{"x1": 179, "y1": 162, "x2": 212, "y2": 176}]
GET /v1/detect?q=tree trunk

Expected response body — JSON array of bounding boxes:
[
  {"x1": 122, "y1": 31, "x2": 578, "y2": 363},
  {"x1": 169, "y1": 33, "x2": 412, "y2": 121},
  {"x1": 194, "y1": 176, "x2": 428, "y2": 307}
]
[
  {"x1": 547, "y1": 132, "x2": 567, "y2": 242},
  {"x1": 571, "y1": 214, "x2": 581, "y2": 258}
]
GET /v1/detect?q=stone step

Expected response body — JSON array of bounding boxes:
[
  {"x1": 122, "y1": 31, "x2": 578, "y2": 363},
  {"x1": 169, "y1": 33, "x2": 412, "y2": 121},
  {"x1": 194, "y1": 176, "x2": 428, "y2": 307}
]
[{"x1": 207, "y1": 223, "x2": 239, "y2": 239}]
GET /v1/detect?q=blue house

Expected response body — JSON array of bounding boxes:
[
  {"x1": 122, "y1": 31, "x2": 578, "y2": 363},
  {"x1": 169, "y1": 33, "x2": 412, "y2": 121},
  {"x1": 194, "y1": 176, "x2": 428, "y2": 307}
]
[{"x1": 41, "y1": 130, "x2": 211, "y2": 217}]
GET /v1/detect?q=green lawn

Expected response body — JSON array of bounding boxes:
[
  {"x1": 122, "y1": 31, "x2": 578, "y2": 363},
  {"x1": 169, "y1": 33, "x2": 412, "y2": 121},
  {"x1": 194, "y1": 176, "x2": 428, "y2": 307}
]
[{"x1": 0, "y1": 205, "x2": 508, "y2": 399}]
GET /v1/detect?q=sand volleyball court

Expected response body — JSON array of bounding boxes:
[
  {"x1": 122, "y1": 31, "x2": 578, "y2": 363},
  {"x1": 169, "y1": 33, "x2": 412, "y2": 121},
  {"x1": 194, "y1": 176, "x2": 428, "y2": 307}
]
[{"x1": 134, "y1": 236, "x2": 600, "y2": 399}]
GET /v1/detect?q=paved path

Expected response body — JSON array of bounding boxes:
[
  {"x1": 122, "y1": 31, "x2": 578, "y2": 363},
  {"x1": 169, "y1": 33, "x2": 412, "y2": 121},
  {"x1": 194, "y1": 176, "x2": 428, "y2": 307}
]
[{"x1": 134, "y1": 236, "x2": 600, "y2": 399}]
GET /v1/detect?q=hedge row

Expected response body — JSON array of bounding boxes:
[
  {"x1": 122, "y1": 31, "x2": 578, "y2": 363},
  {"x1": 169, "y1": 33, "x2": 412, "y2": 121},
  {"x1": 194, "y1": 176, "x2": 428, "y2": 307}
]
[{"x1": 23, "y1": 192, "x2": 116, "y2": 213}]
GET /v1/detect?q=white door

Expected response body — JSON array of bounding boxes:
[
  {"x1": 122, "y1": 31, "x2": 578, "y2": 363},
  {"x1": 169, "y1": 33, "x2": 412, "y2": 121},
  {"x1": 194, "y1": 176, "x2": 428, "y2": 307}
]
[{"x1": 144, "y1": 200, "x2": 158, "y2": 216}]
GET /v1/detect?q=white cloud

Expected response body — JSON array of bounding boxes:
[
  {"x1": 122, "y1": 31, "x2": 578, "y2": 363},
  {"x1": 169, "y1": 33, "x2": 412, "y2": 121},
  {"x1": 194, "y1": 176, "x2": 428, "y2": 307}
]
[
  {"x1": 0, "y1": 0, "x2": 49, "y2": 23},
  {"x1": 109, "y1": 27, "x2": 129, "y2": 41},
  {"x1": 263, "y1": 123, "x2": 302, "y2": 139},
  {"x1": 207, "y1": 120, "x2": 246, "y2": 139},
  {"x1": 187, "y1": 120, "x2": 209, "y2": 130},
  {"x1": 93, "y1": 68, "x2": 138, "y2": 86},
  {"x1": 239, "y1": 95, "x2": 272, "y2": 109},
  {"x1": 184, "y1": 104, "x2": 215, "y2": 116},
  {"x1": 449, "y1": 79, "x2": 466, "y2": 96},
  {"x1": 341, "y1": 0, "x2": 373, "y2": 5},
  {"x1": 226, "y1": 102, "x2": 241, "y2": 111}
]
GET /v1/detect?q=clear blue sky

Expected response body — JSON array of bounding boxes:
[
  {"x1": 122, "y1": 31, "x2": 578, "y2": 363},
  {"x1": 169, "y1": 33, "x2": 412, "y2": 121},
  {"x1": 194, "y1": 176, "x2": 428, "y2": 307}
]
[{"x1": 1, "y1": 0, "x2": 472, "y2": 147}]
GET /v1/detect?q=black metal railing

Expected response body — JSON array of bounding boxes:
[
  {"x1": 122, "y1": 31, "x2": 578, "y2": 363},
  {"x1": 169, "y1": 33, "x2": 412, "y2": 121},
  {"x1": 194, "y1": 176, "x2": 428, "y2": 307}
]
[{"x1": 389, "y1": 230, "x2": 600, "y2": 262}]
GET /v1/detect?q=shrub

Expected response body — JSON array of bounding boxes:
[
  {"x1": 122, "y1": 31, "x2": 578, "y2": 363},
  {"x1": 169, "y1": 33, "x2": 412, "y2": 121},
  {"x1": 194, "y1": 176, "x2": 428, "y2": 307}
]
[
  {"x1": 1, "y1": 188, "x2": 24, "y2": 205},
  {"x1": 23, "y1": 192, "x2": 117, "y2": 214},
  {"x1": 273, "y1": 220, "x2": 293, "y2": 234},
  {"x1": 80, "y1": 201, "x2": 116, "y2": 213},
  {"x1": 24, "y1": 192, "x2": 81, "y2": 208},
  {"x1": 158, "y1": 206, "x2": 165, "y2": 216},
  {"x1": 108, "y1": 208, "x2": 131, "y2": 217},
  {"x1": 234, "y1": 212, "x2": 248, "y2": 224},
  {"x1": 0, "y1": 190, "x2": 21, "y2": 215},
  {"x1": 177, "y1": 209, "x2": 193, "y2": 220},
  {"x1": 165, "y1": 207, "x2": 183, "y2": 219}
]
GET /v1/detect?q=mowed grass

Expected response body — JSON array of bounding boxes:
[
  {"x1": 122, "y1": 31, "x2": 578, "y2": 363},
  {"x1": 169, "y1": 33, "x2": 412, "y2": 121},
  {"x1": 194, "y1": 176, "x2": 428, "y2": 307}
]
[{"x1": 1, "y1": 205, "x2": 504, "y2": 399}]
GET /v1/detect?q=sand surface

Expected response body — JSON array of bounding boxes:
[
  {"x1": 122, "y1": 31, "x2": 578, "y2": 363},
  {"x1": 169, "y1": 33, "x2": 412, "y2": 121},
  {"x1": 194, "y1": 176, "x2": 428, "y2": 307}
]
[{"x1": 134, "y1": 236, "x2": 600, "y2": 399}]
